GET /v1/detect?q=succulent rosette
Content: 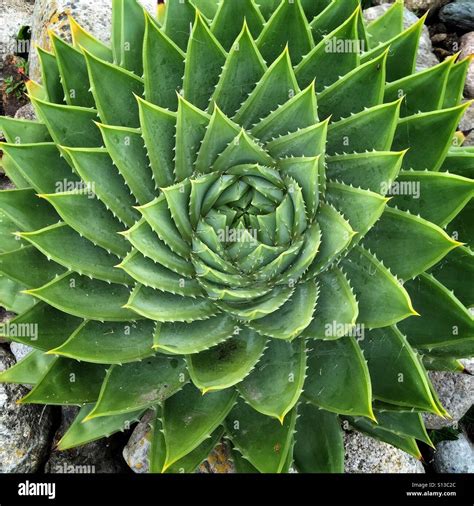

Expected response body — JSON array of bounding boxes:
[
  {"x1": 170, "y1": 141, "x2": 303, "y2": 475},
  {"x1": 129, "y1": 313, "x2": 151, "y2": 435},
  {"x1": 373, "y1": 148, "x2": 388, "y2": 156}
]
[{"x1": 0, "y1": 0, "x2": 473, "y2": 473}]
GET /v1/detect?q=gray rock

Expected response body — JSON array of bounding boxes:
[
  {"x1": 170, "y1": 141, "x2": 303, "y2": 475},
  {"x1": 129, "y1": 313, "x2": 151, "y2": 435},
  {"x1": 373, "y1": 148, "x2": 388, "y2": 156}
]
[
  {"x1": 0, "y1": 347, "x2": 53, "y2": 472},
  {"x1": 464, "y1": 130, "x2": 474, "y2": 146},
  {"x1": 459, "y1": 32, "x2": 474, "y2": 99},
  {"x1": 123, "y1": 410, "x2": 236, "y2": 473},
  {"x1": 10, "y1": 342, "x2": 33, "y2": 363},
  {"x1": 440, "y1": 1, "x2": 474, "y2": 31},
  {"x1": 372, "y1": 0, "x2": 450, "y2": 9},
  {"x1": 424, "y1": 359, "x2": 474, "y2": 429},
  {"x1": 364, "y1": 4, "x2": 439, "y2": 72},
  {"x1": 344, "y1": 431, "x2": 425, "y2": 473},
  {"x1": 122, "y1": 410, "x2": 153, "y2": 473},
  {"x1": 14, "y1": 102, "x2": 37, "y2": 121},
  {"x1": 0, "y1": 307, "x2": 15, "y2": 344},
  {"x1": 0, "y1": 0, "x2": 35, "y2": 71},
  {"x1": 459, "y1": 100, "x2": 474, "y2": 132},
  {"x1": 433, "y1": 433, "x2": 474, "y2": 473},
  {"x1": 45, "y1": 406, "x2": 126, "y2": 473},
  {"x1": 29, "y1": 0, "x2": 157, "y2": 81}
]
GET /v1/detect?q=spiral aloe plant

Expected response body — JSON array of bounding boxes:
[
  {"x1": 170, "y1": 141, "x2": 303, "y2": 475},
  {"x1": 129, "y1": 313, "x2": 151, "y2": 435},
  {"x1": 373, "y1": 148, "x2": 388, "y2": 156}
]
[{"x1": 0, "y1": 0, "x2": 473, "y2": 473}]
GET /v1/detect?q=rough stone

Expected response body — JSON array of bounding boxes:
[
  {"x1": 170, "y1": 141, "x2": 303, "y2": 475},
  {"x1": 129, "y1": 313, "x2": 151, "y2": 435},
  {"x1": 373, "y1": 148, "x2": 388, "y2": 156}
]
[
  {"x1": 459, "y1": 32, "x2": 474, "y2": 99},
  {"x1": 344, "y1": 431, "x2": 425, "y2": 473},
  {"x1": 433, "y1": 433, "x2": 474, "y2": 473},
  {"x1": 29, "y1": 0, "x2": 157, "y2": 81},
  {"x1": 364, "y1": 4, "x2": 439, "y2": 71},
  {"x1": 14, "y1": 102, "x2": 36, "y2": 121},
  {"x1": 0, "y1": 0, "x2": 35, "y2": 72},
  {"x1": 0, "y1": 347, "x2": 53, "y2": 472},
  {"x1": 9, "y1": 342, "x2": 33, "y2": 363},
  {"x1": 440, "y1": 1, "x2": 474, "y2": 31},
  {"x1": 0, "y1": 307, "x2": 15, "y2": 344},
  {"x1": 424, "y1": 359, "x2": 474, "y2": 429},
  {"x1": 373, "y1": 0, "x2": 450, "y2": 9},
  {"x1": 459, "y1": 100, "x2": 474, "y2": 132},
  {"x1": 44, "y1": 406, "x2": 126, "y2": 473}
]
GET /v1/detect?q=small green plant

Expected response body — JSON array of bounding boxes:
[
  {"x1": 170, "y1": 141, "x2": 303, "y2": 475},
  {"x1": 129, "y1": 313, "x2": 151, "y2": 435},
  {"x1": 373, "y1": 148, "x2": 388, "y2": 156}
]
[
  {"x1": 0, "y1": 0, "x2": 472, "y2": 473},
  {"x1": 3, "y1": 58, "x2": 28, "y2": 101}
]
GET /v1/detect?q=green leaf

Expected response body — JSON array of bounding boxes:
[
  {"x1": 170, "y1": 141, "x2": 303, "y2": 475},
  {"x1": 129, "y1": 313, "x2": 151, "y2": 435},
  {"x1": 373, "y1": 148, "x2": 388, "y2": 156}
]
[
  {"x1": 0, "y1": 277, "x2": 35, "y2": 314},
  {"x1": 0, "y1": 302, "x2": 81, "y2": 351},
  {"x1": 326, "y1": 100, "x2": 401, "y2": 155},
  {"x1": 20, "y1": 358, "x2": 106, "y2": 405},
  {"x1": 111, "y1": 0, "x2": 146, "y2": 75},
  {"x1": 137, "y1": 195, "x2": 190, "y2": 258},
  {"x1": 0, "y1": 189, "x2": 58, "y2": 232},
  {"x1": 317, "y1": 50, "x2": 387, "y2": 121},
  {"x1": 69, "y1": 16, "x2": 113, "y2": 62},
  {"x1": 234, "y1": 49, "x2": 299, "y2": 129},
  {"x1": 183, "y1": 12, "x2": 226, "y2": 110},
  {"x1": 1, "y1": 142, "x2": 79, "y2": 194},
  {"x1": 400, "y1": 274, "x2": 474, "y2": 350},
  {"x1": 257, "y1": 0, "x2": 313, "y2": 65},
  {"x1": 305, "y1": 336, "x2": 374, "y2": 419},
  {"x1": 251, "y1": 82, "x2": 318, "y2": 142},
  {"x1": 27, "y1": 272, "x2": 138, "y2": 321},
  {"x1": 248, "y1": 281, "x2": 318, "y2": 340},
  {"x1": 387, "y1": 171, "x2": 474, "y2": 228},
  {"x1": 87, "y1": 355, "x2": 188, "y2": 418},
  {"x1": 340, "y1": 246, "x2": 417, "y2": 328},
  {"x1": 347, "y1": 416, "x2": 422, "y2": 459},
  {"x1": 97, "y1": 124, "x2": 156, "y2": 205},
  {"x1": 363, "y1": 207, "x2": 461, "y2": 280},
  {"x1": 294, "y1": 404, "x2": 344, "y2": 473},
  {"x1": 326, "y1": 151, "x2": 404, "y2": 194},
  {"x1": 212, "y1": 130, "x2": 274, "y2": 171},
  {"x1": 39, "y1": 191, "x2": 130, "y2": 257},
  {"x1": 0, "y1": 213, "x2": 24, "y2": 253},
  {"x1": 58, "y1": 404, "x2": 144, "y2": 450},
  {"x1": 175, "y1": 97, "x2": 211, "y2": 181},
  {"x1": 154, "y1": 313, "x2": 236, "y2": 354},
  {"x1": 143, "y1": 12, "x2": 185, "y2": 110},
  {"x1": 30, "y1": 98, "x2": 103, "y2": 147},
  {"x1": 162, "y1": 0, "x2": 196, "y2": 51},
  {"x1": 211, "y1": 0, "x2": 264, "y2": 51},
  {"x1": 325, "y1": 182, "x2": 388, "y2": 242},
  {"x1": 0, "y1": 245, "x2": 65, "y2": 288},
  {"x1": 296, "y1": 7, "x2": 360, "y2": 92},
  {"x1": 84, "y1": 49, "x2": 143, "y2": 127},
  {"x1": 366, "y1": 0, "x2": 403, "y2": 47},
  {"x1": 0, "y1": 116, "x2": 51, "y2": 144},
  {"x1": 0, "y1": 350, "x2": 56, "y2": 386},
  {"x1": 37, "y1": 47, "x2": 64, "y2": 104},
  {"x1": 440, "y1": 147, "x2": 474, "y2": 178},
  {"x1": 187, "y1": 327, "x2": 266, "y2": 393},
  {"x1": 393, "y1": 103, "x2": 470, "y2": 171},
  {"x1": 430, "y1": 246, "x2": 474, "y2": 308},
  {"x1": 443, "y1": 56, "x2": 471, "y2": 108},
  {"x1": 266, "y1": 120, "x2": 328, "y2": 159},
  {"x1": 51, "y1": 320, "x2": 155, "y2": 364},
  {"x1": 373, "y1": 410, "x2": 433, "y2": 447},
  {"x1": 385, "y1": 56, "x2": 454, "y2": 117},
  {"x1": 50, "y1": 32, "x2": 94, "y2": 107},
  {"x1": 137, "y1": 97, "x2": 176, "y2": 188},
  {"x1": 150, "y1": 410, "x2": 224, "y2": 473},
  {"x1": 360, "y1": 326, "x2": 442, "y2": 414},
  {"x1": 195, "y1": 108, "x2": 241, "y2": 174},
  {"x1": 119, "y1": 250, "x2": 202, "y2": 296},
  {"x1": 1, "y1": 152, "x2": 31, "y2": 188},
  {"x1": 211, "y1": 23, "x2": 267, "y2": 117},
  {"x1": 310, "y1": 0, "x2": 360, "y2": 43},
  {"x1": 226, "y1": 397, "x2": 297, "y2": 473},
  {"x1": 61, "y1": 147, "x2": 140, "y2": 227},
  {"x1": 122, "y1": 220, "x2": 194, "y2": 277},
  {"x1": 126, "y1": 285, "x2": 218, "y2": 322},
  {"x1": 361, "y1": 14, "x2": 426, "y2": 82},
  {"x1": 238, "y1": 337, "x2": 306, "y2": 421},
  {"x1": 303, "y1": 268, "x2": 358, "y2": 339},
  {"x1": 162, "y1": 383, "x2": 237, "y2": 469}
]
